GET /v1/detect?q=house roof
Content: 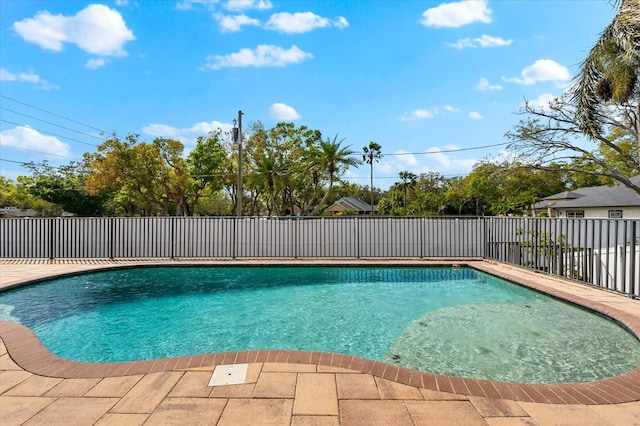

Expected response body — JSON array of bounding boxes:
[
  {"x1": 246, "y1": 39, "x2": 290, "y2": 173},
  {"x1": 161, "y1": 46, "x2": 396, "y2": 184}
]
[
  {"x1": 327, "y1": 197, "x2": 375, "y2": 212},
  {"x1": 533, "y1": 176, "x2": 640, "y2": 209}
]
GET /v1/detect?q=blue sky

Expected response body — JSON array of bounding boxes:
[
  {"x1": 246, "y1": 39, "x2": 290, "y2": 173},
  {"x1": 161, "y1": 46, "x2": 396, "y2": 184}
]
[{"x1": 0, "y1": 0, "x2": 616, "y2": 189}]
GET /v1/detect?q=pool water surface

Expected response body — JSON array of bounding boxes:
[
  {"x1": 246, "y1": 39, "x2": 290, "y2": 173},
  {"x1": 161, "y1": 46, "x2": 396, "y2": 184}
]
[{"x1": 1, "y1": 266, "x2": 639, "y2": 384}]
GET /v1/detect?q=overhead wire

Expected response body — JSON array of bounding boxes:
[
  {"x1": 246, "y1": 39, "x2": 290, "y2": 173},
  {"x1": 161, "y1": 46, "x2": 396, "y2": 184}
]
[
  {"x1": 0, "y1": 107, "x2": 105, "y2": 140},
  {"x1": 0, "y1": 95, "x2": 508, "y2": 183},
  {"x1": 0, "y1": 94, "x2": 109, "y2": 134},
  {"x1": 0, "y1": 119, "x2": 100, "y2": 147}
]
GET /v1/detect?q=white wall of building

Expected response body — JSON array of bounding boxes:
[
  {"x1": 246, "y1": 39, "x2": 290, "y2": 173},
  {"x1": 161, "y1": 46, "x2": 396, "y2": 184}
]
[{"x1": 556, "y1": 207, "x2": 640, "y2": 219}]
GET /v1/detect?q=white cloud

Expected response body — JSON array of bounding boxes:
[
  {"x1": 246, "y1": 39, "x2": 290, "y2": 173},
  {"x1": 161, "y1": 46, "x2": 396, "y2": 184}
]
[
  {"x1": 400, "y1": 109, "x2": 434, "y2": 121},
  {"x1": 85, "y1": 58, "x2": 107, "y2": 69},
  {"x1": 504, "y1": 59, "x2": 571, "y2": 85},
  {"x1": 529, "y1": 93, "x2": 558, "y2": 109},
  {"x1": 12, "y1": 4, "x2": 135, "y2": 57},
  {"x1": 448, "y1": 34, "x2": 512, "y2": 49},
  {"x1": 269, "y1": 103, "x2": 300, "y2": 120},
  {"x1": 475, "y1": 77, "x2": 502, "y2": 91},
  {"x1": 142, "y1": 120, "x2": 232, "y2": 145},
  {"x1": 0, "y1": 68, "x2": 52, "y2": 89},
  {"x1": 400, "y1": 106, "x2": 459, "y2": 121},
  {"x1": 204, "y1": 45, "x2": 312, "y2": 69},
  {"x1": 0, "y1": 126, "x2": 71, "y2": 157},
  {"x1": 393, "y1": 151, "x2": 419, "y2": 168},
  {"x1": 264, "y1": 12, "x2": 349, "y2": 34},
  {"x1": 215, "y1": 13, "x2": 261, "y2": 32},
  {"x1": 400, "y1": 105, "x2": 460, "y2": 121},
  {"x1": 373, "y1": 147, "x2": 478, "y2": 185},
  {"x1": 424, "y1": 146, "x2": 477, "y2": 171},
  {"x1": 224, "y1": 0, "x2": 272, "y2": 11},
  {"x1": 469, "y1": 111, "x2": 484, "y2": 119},
  {"x1": 176, "y1": 0, "x2": 219, "y2": 11},
  {"x1": 421, "y1": 0, "x2": 492, "y2": 28}
]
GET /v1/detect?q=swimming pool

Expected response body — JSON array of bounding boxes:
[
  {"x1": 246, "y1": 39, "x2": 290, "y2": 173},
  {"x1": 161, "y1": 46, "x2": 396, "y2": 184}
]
[{"x1": 1, "y1": 265, "x2": 638, "y2": 384}]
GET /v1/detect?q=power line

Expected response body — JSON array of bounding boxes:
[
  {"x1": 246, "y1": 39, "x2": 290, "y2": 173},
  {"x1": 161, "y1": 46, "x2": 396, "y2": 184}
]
[
  {"x1": 0, "y1": 119, "x2": 100, "y2": 147},
  {"x1": 0, "y1": 94, "x2": 108, "y2": 134},
  {"x1": 0, "y1": 107, "x2": 105, "y2": 141},
  {"x1": 1, "y1": 146, "x2": 69, "y2": 158},
  {"x1": 0, "y1": 158, "x2": 68, "y2": 170},
  {"x1": 342, "y1": 174, "x2": 465, "y2": 180},
  {"x1": 381, "y1": 141, "x2": 509, "y2": 155}
]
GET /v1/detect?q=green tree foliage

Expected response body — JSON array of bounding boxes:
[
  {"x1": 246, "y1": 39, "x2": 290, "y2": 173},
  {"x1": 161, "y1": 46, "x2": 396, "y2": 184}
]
[
  {"x1": 308, "y1": 135, "x2": 362, "y2": 215},
  {"x1": 460, "y1": 161, "x2": 568, "y2": 216},
  {"x1": 0, "y1": 176, "x2": 60, "y2": 216},
  {"x1": 362, "y1": 141, "x2": 382, "y2": 213},
  {"x1": 506, "y1": 96, "x2": 640, "y2": 195},
  {"x1": 83, "y1": 135, "x2": 195, "y2": 216},
  {"x1": 378, "y1": 171, "x2": 449, "y2": 216},
  {"x1": 243, "y1": 122, "x2": 323, "y2": 216},
  {"x1": 21, "y1": 161, "x2": 107, "y2": 216},
  {"x1": 509, "y1": 0, "x2": 640, "y2": 195},
  {"x1": 572, "y1": 0, "x2": 639, "y2": 144},
  {"x1": 186, "y1": 131, "x2": 228, "y2": 215},
  {"x1": 398, "y1": 171, "x2": 418, "y2": 211}
]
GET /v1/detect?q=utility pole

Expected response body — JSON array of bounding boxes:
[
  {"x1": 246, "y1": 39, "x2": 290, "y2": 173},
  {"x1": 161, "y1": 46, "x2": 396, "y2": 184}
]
[{"x1": 234, "y1": 110, "x2": 244, "y2": 216}]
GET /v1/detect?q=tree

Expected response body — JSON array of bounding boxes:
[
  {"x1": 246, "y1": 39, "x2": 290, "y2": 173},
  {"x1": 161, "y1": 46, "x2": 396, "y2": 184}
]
[
  {"x1": 251, "y1": 155, "x2": 279, "y2": 215},
  {"x1": 187, "y1": 131, "x2": 228, "y2": 214},
  {"x1": 0, "y1": 176, "x2": 60, "y2": 216},
  {"x1": 84, "y1": 135, "x2": 195, "y2": 216},
  {"x1": 509, "y1": 0, "x2": 640, "y2": 195},
  {"x1": 506, "y1": 96, "x2": 640, "y2": 195},
  {"x1": 572, "y1": 0, "x2": 639, "y2": 146},
  {"x1": 444, "y1": 176, "x2": 471, "y2": 215},
  {"x1": 398, "y1": 171, "x2": 417, "y2": 212},
  {"x1": 362, "y1": 141, "x2": 382, "y2": 213},
  {"x1": 309, "y1": 135, "x2": 362, "y2": 215},
  {"x1": 22, "y1": 161, "x2": 107, "y2": 216},
  {"x1": 243, "y1": 122, "x2": 323, "y2": 216}
]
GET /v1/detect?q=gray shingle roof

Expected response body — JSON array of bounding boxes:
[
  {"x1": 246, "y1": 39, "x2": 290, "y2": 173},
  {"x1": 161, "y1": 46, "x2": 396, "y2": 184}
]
[
  {"x1": 533, "y1": 176, "x2": 640, "y2": 209},
  {"x1": 329, "y1": 197, "x2": 374, "y2": 212}
]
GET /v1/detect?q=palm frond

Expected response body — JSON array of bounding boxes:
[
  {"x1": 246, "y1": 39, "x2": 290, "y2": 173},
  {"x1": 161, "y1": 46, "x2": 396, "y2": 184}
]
[{"x1": 571, "y1": 0, "x2": 640, "y2": 138}]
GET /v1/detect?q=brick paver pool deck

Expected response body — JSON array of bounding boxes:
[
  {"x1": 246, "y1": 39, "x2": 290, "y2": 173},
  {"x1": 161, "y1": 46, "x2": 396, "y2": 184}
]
[{"x1": 1, "y1": 259, "x2": 639, "y2": 425}]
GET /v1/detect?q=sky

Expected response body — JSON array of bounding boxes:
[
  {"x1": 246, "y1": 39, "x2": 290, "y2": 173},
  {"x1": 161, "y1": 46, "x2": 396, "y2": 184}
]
[{"x1": 0, "y1": 0, "x2": 617, "y2": 189}]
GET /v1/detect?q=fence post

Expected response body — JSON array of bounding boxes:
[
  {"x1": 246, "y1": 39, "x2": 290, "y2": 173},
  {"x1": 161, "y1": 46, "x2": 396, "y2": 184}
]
[
  {"x1": 49, "y1": 218, "x2": 55, "y2": 260},
  {"x1": 109, "y1": 217, "x2": 115, "y2": 259},
  {"x1": 170, "y1": 217, "x2": 175, "y2": 260},
  {"x1": 232, "y1": 217, "x2": 237, "y2": 259},
  {"x1": 355, "y1": 217, "x2": 360, "y2": 259},
  {"x1": 293, "y1": 217, "x2": 298, "y2": 259},
  {"x1": 631, "y1": 220, "x2": 637, "y2": 296}
]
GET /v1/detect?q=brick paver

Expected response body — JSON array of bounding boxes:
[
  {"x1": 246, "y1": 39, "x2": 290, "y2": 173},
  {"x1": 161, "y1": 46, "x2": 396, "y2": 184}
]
[{"x1": 293, "y1": 373, "x2": 339, "y2": 416}]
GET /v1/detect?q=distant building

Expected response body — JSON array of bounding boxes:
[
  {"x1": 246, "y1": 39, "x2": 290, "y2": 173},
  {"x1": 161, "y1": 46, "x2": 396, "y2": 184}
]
[
  {"x1": 532, "y1": 176, "x2": 640, "y2": 219},
  {"x1": 326, "y1": 197, "x2": 376, "y2": 215},
  {"x1": 0, "y1": 208, "x2": 74, "y2": 218}
]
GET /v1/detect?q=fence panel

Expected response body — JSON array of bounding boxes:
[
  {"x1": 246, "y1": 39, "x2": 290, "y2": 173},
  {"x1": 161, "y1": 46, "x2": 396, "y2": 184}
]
[{"x1": 483, "y1": 217, "x2": 639, "y2": 297}]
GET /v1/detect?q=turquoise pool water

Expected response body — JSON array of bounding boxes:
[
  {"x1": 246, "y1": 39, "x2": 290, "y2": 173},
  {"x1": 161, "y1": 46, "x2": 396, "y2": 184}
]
[{"x1": 1, "y1": 266, "x2": 639, "y2": 384}]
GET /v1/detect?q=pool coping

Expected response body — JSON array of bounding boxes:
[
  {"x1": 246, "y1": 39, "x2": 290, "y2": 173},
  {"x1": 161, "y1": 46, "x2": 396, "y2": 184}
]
[{"x1": 1, "y1": 259, "x2": 639, "y2": 405}]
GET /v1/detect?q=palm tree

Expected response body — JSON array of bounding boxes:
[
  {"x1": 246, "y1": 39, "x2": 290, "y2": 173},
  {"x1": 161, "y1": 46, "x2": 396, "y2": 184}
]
[
  {"x1": 309, "y1": 136, "x2": 362, "y2": 215},
  {"x1": 398, "y1": 171, "x2": 418, "y2": 212},
  {"x1": 362, "y1": 141, "x2": 382, "y2": 213},
  {"x1": 572, "y1": 0, "x2": 640, "y2": 149},
  {"x1": 251, "y1": 155, "x2": 279, "y2": 215}
]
